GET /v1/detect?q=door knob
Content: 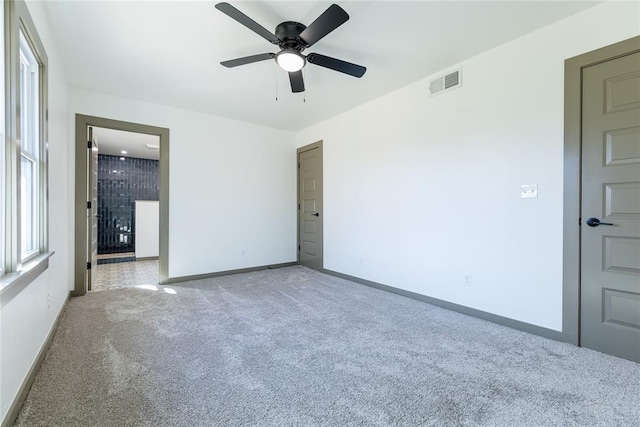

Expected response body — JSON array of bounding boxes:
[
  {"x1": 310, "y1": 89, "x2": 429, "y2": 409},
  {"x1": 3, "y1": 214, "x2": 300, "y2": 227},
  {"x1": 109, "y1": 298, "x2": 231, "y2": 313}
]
[
  {"x1": 311, "y1": 212, "x2": 319, "y2": 217},
  {"x1": 586, "y1": 217, "x2": 614, "y2": 227}
]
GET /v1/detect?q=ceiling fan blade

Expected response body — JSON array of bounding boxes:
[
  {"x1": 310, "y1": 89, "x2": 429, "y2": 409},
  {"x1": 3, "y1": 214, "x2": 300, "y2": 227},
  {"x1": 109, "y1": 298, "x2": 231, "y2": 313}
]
[
  {"x1": 299, "y1": 4, "x2": 349, "y2": 47},
  {"x1": 221, "y1": 53, "x2": 275, "y2": 68},
  {"x1": 215, "y1": 2, "x2": 279, "y2": 44},
  {"x1": 307, "y1": 53, "x2": 366, "y2": 78},
  {"x1": 289, "y1": 71, "x2": 305, "y2": 93}
]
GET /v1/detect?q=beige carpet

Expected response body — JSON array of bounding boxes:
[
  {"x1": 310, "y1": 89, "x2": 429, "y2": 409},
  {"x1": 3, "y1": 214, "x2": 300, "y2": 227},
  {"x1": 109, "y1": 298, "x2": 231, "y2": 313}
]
[{"x1": 15, "y1": 266, "x2": 640, "y2": 426}]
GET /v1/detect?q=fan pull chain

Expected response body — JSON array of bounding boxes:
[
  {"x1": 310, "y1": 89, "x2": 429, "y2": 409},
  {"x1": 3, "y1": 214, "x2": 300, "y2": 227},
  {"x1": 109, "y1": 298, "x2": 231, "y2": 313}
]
[
  {"x1": 275, "y1": 70, "x2": 278, "y2": 101},
  {"x1": 303, "y1": 69, "x2": 306, "y2": 103}
]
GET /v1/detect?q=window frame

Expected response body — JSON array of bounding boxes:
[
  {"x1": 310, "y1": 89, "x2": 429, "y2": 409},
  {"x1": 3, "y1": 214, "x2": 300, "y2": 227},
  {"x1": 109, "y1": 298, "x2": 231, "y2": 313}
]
[
  {"x1": 1, "y1": 0, "x2": 50, "y2": 291},
  {"x1": 18, "y1": 27, "x2": 41, "y2": 262},
  {"x1": 0, "y1": 0, "x2": 4, "y2": 277}
]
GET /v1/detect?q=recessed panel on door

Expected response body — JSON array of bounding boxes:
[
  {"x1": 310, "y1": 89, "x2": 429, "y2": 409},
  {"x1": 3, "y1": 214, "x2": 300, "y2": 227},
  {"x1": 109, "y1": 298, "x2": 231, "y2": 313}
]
[
  {"x1": 302, "y1": 157, "x2": 317, "y2": 172},
  {"x1": 604, "y1": 236, "x2": 640, "y2": 274},
  {"x1": 605, "y1": 70, "x2": 640, "y2": 113},
  {"x1": 303, "y1": 178, "x2": 316, "y2": 193},
  {"x1": 303, "y1": 220, "x2": 316, "y2": 234},
  {"x1": 603, "y1": 288, "x2": 640, "y2": 330},
  {"x1": 604, "y1": 182, "x2": 640, "y2": 217},
  {"x1": 605, "y1": 127, "x2": 640, "y2": 165},
  {"x1": 302, "y1": 241, "x2": 317, "y2": 256},
  {"x1": 303, "y1": 199, "x2": 317, "y2": 213}
]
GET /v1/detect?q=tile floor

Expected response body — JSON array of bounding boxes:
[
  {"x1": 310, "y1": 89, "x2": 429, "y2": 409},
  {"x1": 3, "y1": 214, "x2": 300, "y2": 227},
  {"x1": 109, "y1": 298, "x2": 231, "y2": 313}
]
[{"x1": 93, "y1": 259, "x2": 159, "y2": 292}]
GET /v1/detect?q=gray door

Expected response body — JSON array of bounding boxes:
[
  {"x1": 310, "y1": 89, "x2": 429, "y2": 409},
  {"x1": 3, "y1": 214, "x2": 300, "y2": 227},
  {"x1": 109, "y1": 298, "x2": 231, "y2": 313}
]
[
  {"x1": 298, "y1": 143, "x2": 323, "y2": 270},
  {"x1": 87, "y1": 126, "x2": 98, "y2": 291},
  {"x1": 581, "y1": 51, "x2": 640, "y2": 362}
]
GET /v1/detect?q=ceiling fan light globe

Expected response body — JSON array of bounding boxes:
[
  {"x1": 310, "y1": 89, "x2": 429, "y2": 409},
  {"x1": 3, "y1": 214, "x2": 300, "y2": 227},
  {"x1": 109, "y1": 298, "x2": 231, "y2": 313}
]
[{"x1": 276, "y1": 51, "x2": 305, "y2": 72}]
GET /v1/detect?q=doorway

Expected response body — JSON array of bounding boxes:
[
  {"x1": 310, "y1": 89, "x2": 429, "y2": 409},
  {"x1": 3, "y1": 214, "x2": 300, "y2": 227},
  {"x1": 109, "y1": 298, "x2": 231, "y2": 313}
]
[
  {"x1": 93, "y1": 127, "x2": 159, "y2": 261},
  {"x1": 73, "y1": 115, "x2": 170, "y2": 296},
  {"x1": 564, "y1": 36, "x2": 640, "y2": 362},
  {"x1": 92, "y1": 127, "x2": 161, "y2": 291},
  {"x1": 297, "y1": 141, "x2": 323, "y2": 270}
]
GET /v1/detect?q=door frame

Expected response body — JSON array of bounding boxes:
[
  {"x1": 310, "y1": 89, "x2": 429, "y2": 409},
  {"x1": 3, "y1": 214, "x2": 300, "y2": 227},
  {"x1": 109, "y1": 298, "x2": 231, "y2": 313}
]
[
  {"x1": 73, "y1": 114, "x2": 170, "y2": 296},
  {"x1": 297, "y1": 140, "x2": 323, "y2": 268},
  {"x1": 562, "y1": 35, "x2": 640, "y2": 345},
  {"x1": 87, "y1": 129, "x2": 97, "y2": 291}
]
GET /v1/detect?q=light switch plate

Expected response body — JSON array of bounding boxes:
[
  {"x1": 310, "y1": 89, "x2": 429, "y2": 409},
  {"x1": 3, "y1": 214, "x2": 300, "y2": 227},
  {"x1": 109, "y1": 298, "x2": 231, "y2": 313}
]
[{"x1": 521, "y1": 184, "x2": 538, "y2": 199}]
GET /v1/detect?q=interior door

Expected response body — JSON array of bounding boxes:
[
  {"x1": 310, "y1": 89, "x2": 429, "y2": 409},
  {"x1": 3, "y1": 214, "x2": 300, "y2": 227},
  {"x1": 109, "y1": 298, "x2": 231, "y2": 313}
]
[
  {"x1": 298, "y1": 143, "x2": 323, "y2": 270},
  {"x1": 87, "y1": 126, "x2": 98, "y2": 291},
  {"x1": 581, "y1": 51, "x2": 640, "y2": 362}
]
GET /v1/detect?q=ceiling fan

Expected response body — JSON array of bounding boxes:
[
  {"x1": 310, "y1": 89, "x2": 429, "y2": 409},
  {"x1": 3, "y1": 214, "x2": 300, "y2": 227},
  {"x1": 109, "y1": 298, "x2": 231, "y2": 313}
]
[{"x1": 215, "y1": 2, "x2": 366, "y2": 93}]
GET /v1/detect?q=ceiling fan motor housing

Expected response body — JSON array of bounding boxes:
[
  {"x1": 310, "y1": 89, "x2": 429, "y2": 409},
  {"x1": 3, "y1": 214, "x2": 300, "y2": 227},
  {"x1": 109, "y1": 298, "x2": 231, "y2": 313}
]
[{"x1": 275, "y1": 21, "x2": 307, "y2": 51}]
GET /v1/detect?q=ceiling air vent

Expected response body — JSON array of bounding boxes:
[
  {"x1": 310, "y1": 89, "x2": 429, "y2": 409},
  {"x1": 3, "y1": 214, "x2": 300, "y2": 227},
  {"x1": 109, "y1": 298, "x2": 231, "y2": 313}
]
[{"x1": 429, "y1": 68, "x2": 462, "y2": 97}]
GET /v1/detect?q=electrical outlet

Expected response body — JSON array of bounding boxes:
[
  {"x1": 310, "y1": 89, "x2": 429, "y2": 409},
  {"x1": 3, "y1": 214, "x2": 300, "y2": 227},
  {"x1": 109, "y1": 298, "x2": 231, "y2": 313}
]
[
  {"x1": 520, "y1": 184, "x2": 538, "y2": 199},
  {"x1": 46, "y1": 293, "x2": 50, "y2": 308},
  {"x1": 240, "y1": 249, "x2": 245, "y2": 256},
  {"x1": 463, "y1": 275, "x2": 471, "y2": 287}
]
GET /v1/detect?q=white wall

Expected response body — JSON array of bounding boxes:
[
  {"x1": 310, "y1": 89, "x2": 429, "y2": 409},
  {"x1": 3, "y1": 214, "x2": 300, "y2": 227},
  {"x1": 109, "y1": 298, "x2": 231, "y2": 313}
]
[
  {"x1": 297, "y1": 1, "x2": 640, "y2": 331},
  {"x1": 69, "y1": 88, "x2": 297, "y2": 278},
  {"x1": 1, "y1": 0, "x2": 71, "y2": 422}
]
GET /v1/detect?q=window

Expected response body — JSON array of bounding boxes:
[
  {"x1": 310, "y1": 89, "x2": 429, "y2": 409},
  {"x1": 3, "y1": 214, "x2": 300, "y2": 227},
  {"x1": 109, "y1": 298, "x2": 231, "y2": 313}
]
[
  {"x1": 1, "y1": 0, "x2": 49, "y2": 282},
  {"x1": 19, "y1": 30, "x2": 40, "y2": 261}
]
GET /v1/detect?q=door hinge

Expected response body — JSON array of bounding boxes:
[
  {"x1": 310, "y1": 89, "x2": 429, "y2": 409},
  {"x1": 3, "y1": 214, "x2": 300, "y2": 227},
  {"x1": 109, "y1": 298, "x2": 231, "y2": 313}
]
[
  {"x1": 87, "y1": 140, "x2": 92, "y2": 149},
  {"x1": 298, "y1": 245, "x2": 301, "y2": 251},
  {"x1": 87, "y1": 201, "x2": 92, "y2": 209},
  {"x1": 298, "y1": 203, "x2": 301, "y2": 210},
  {"x1": 86, "y1": 262, "x2": 92, "y2": 270},
  {"x1": 298, "y1": 163, "x2": 300, "y2": 169}
]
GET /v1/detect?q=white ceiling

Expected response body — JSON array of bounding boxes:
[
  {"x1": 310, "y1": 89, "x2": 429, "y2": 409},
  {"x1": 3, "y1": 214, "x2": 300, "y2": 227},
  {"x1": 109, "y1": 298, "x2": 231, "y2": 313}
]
[
  {"x1": 93, "y1": 127, "x2": 160, "y2": 160},
  {"x1": 43, "y1": 0, "x2": 602, "y2": 131}
]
